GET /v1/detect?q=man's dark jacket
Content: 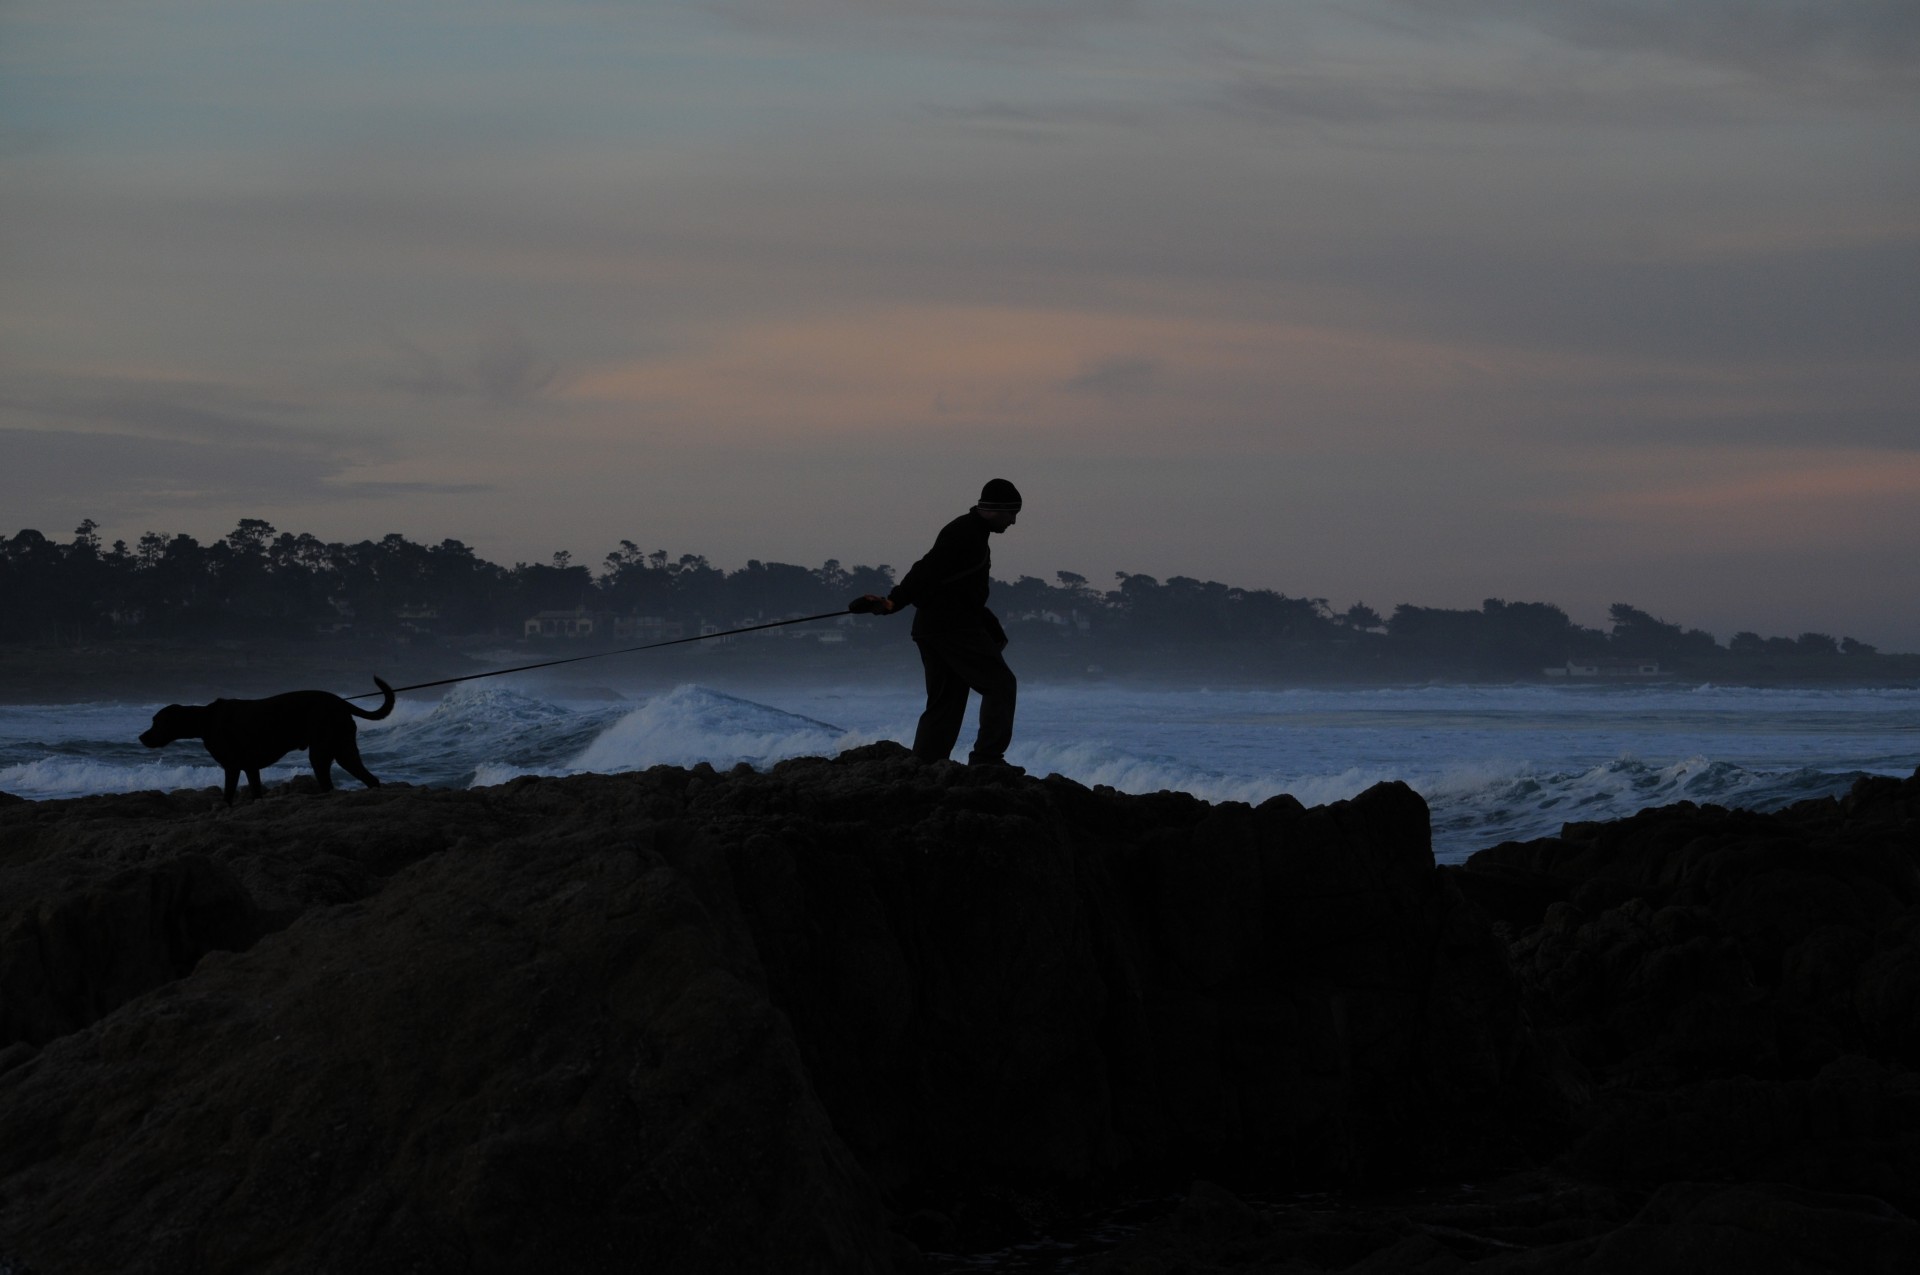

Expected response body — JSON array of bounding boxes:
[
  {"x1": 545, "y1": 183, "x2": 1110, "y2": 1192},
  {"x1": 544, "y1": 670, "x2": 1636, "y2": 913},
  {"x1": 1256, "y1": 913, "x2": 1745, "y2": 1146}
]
[{"x1": 887, "y1": 512, "x2": 1005, "y2": 641}]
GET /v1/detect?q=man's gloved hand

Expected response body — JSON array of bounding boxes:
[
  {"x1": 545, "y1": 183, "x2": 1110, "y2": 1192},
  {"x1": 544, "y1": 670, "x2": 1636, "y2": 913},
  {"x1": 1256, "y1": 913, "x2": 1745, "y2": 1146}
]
[{"x1": 849, "y1": 594, "x2": 897, "y2": 615}]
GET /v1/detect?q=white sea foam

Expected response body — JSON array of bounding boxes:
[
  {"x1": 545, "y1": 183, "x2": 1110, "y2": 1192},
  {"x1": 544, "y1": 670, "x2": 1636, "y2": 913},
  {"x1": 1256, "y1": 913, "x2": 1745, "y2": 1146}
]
[
  {"x1": 307, "y1": 683, "x2": 853, "y2": 789},
  {"x1": 397, "y1": 683, "x2": 578, "y2": 734},
  {"x1": 568, "y1": 685, "x2": 849, "y2": 773},
  {"x1": 0, "y1": 756, "x2": 232, "y2": 800},
  {"x1": 2, "y1": 684, "x2": 1907, "y2": 864},
  {"x1": 1010, "y1": 738, "x2": 1394, "y2": 808},
  {"x1": 469, "y1": 761, "x2": 558, "y2": 787},
  {"x1": 369, "y1": 683, "x2": 624, "y2": 786},
  {"x1": 1412, "y1": 754, "x2": 1879, "y2": 859}
]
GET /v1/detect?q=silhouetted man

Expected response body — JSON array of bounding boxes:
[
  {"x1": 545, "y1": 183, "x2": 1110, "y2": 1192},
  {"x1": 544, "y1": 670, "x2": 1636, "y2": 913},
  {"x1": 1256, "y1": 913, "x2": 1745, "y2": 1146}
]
[{"x1": 853, "y1": 479, "x2": 1022, "y2": 767}]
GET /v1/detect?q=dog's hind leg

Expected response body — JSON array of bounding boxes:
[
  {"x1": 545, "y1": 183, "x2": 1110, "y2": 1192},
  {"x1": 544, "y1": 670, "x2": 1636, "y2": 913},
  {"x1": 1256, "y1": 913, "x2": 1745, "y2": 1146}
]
[
  {"x1": 308, "y1": 747, "x2": 337, "y2": 792},
  {"x1": 333, "y1": 738, "x2": 381, "y2": 790},
  {"x1": 223, "y1": 768, "x2": 241, "y2": 806}
]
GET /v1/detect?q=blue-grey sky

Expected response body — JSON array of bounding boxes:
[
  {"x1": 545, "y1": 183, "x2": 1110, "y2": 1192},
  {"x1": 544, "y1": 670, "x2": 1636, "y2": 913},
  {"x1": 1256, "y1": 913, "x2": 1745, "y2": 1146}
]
[{"x1": 4, "y1": 0, "x2": 1917, "y2": 647}]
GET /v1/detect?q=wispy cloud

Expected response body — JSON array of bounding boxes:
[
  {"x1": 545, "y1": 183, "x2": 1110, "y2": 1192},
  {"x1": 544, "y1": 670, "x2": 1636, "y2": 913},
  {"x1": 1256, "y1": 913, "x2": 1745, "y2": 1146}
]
[
  {"x1": 1535, "y1": 450, "x2": 1920, "y2": 560},
  {"x1": 1216, "y1": 67, "x2": 1754, "y2": 129},
  {"x1": 382, "y1": 327, "x2": 561, "y2": 402},
  {"x1": 1405, "y1": 0, "x2": 1920, "y2": 76},
  {"x1": 0, "y1": 426, "x2": 485, "y2": 526},
  {"x1": 704, "y1": 0, "x2": 1145, "y2": 46},
  {"x1": 922, "y1": 98, "x2": 1153, "y2": 139},
  {"x1": 1065, "y1": 354, "x2": 1159, "y2": 398},
  {"x1": 1607, "y1": 407, "x2": 1920, "y2": 452},
  {"x1": 0, "y1": 371, "x2": 358, "y2": 451}
]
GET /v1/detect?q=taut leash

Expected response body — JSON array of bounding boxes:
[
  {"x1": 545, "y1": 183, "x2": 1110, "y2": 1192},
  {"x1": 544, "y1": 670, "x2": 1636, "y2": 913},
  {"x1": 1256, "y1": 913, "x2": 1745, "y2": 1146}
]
[{"x1": 346, "y1": 608, "x2": 854, "y2": 701}]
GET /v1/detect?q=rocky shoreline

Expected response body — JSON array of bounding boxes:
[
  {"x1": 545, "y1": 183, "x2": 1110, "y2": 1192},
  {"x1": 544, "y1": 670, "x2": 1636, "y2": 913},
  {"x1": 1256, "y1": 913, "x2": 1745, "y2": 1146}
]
[
  {"x1": 1, "y1": 748, "x2": 1915, "y2": 1272},
  {"x1": 1091, "y1": 765, "x2": 1920, "y2": 1273}
]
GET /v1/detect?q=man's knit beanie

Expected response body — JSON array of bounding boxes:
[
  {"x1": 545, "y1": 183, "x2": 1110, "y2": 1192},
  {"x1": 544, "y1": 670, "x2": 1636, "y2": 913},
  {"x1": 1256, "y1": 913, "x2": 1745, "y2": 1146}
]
[{"x1": 978, "y1": 478, "x2": 1023, "y2": 512}]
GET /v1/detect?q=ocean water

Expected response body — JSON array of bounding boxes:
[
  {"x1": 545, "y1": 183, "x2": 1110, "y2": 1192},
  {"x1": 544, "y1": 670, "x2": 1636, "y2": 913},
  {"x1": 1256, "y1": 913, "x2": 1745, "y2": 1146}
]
[{"x1": 2, "y1": 681, "x2": 1913, "y2": 863}]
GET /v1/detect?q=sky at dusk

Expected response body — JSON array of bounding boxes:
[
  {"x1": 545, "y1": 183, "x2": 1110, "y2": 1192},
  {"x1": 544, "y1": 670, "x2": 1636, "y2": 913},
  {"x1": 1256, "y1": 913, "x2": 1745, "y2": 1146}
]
[{"x1": 4, "y1": 1, "x2": 1917, "y2": 648}]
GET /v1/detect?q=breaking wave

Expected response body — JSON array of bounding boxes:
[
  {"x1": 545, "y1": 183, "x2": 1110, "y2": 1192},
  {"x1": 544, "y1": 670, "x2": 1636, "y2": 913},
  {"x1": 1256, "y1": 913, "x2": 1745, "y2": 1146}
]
[
  {"x1": 0, "y1": 755, "x2": 227, "y2": 800},
  {"x1": 366, "y1": 682, "x2": 624, "y2": 787},
  {"x1": 467, "y1": 685, "x2": 855, "y2": 786},
  {"x1": 1415, "y1": 755, "x2": 1875, "y2": 861},
  {"x1": 1, "y1": 681, "x2": 1905, "y2": 862},
  {"x1": 1009, "y1": 744, "x2": 1877, "y2": 861}
]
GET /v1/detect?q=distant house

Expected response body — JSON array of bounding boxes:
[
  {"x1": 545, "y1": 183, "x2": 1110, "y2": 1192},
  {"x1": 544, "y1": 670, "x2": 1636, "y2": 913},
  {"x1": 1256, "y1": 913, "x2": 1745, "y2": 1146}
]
[
  {"x1": 316, "y1": 598, "x2": 355, "y2": 636},
  {"x1": 397, "y1": 603, "x2": 439, "y2": 635},
  {"x1": 1544, "y1": 658, "x2": 1663, "y2": 679},
  {"x1": 525, "y1": 608, "x2": 598, "y2": 639},
  {"x1": 787, "y1": 613, "x2": 857, "y2": 642},
  {"x1": 611, "y1": 615, "x2": 685, "y2": 644},
  {"x1": 747, "y1": 613, "x2": 826, "y2": 639},
  {"x1": 1008, "y1": 608, "x2": 1092, "y2": 634}
]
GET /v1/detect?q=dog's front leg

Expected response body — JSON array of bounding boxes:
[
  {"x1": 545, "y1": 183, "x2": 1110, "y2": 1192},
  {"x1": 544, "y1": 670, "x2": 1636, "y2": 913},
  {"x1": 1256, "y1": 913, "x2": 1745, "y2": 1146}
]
[
  {"x1": 223, "y1": 769, "x2": 241, "y2": 806},
  {"x1": 244, "y1": 768, "x2": 266, "y2": 799}
]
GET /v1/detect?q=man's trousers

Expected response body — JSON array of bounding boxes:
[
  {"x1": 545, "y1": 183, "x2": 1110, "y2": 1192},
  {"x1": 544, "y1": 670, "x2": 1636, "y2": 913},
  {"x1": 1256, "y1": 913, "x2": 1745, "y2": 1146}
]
[{"x1": 911, "y1": 630, "x2": 1017, "y2": 764}]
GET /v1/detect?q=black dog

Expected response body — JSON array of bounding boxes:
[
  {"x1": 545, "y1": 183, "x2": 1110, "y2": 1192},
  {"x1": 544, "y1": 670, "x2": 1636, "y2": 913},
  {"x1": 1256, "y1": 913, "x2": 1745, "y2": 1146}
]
[{"x1": 139, "y1": 677, "x2": 396, "y2": 805}]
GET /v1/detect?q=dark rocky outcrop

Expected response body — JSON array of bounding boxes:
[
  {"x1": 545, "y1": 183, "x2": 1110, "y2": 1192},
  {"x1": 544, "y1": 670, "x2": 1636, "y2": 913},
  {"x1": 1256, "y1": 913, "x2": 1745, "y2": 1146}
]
[
  {"x1": 1455, "y1": 774, "x2": 1920, "y2": 1212},
  {"x1": 2, "y1": 752, "x2": 1916, "y2": 1272},
  {"x1": 0, "y1": 745, "x2": 1527, "y2": 1273},
  {"x1": 1084, "y1": 767, "x2": 1920, "y2": 1272},
  {"x1": 1087, "y1": 1175, "x2": 1920, "y2": 1274}
]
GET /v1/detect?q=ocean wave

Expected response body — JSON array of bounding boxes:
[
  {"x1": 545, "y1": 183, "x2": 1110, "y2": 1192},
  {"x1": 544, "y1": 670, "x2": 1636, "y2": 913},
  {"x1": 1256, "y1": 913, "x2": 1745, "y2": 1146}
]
[
  {"x1": 567, "y1": 685, "x2": 850, "y2": 774},
  {"x1": 456, "y1": 685, "x2": 856, "y2": 786},
  {"x1": 1420, "y1": 755, "x2": 1876, "y2": 861},
  {"x1": 1011, "y1": 739, "x2": 1282, "y2": 805},
  {"x1": 0, "y1": 686, "x2": 1900, "y2": 850},
  {"x1": 1007, "y1": 741, "x2": 1883, "y2": 864},
  {"x1": 1182, "y1": 682, "x2": 1920, "y2": 718},
  {"x1": 372, "y1": 683, "x2": 625, "y2": 785},
  {"x1": 468, "y1": 760, "x2": 556, "y2": 787},
  {"x1": 0, "y1": 755, "x2": 230, "y2": 800},
  {"x1": 1011, "y1": 738, "x2": 1400, "y2": 809}
]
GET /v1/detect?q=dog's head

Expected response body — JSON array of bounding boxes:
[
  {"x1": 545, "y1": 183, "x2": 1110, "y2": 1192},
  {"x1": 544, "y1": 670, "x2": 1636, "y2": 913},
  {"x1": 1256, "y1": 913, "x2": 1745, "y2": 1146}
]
[{"x1": 139, "y1": 704, "x2": 205, "y2": 748}]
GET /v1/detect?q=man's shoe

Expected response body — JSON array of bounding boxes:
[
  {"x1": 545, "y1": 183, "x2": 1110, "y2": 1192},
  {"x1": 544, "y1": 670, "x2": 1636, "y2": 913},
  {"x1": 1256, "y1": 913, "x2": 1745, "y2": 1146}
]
[{"x1": 967, "y1": 756, "x2": 1025, "y2": 775}]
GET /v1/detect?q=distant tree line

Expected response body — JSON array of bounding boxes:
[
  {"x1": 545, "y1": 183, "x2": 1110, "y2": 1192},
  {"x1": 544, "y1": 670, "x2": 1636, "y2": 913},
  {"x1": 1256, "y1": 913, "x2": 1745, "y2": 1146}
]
[{"x1": 0, "y1": 521, "x2": 1889, "y2": 670}]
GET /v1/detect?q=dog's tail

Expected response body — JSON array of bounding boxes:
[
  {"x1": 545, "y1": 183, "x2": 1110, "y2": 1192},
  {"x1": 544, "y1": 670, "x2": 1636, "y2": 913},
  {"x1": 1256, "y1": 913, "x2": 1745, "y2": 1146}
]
[{"x1": 350, "y1": 676, "x2": 397, "y2": 720}]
